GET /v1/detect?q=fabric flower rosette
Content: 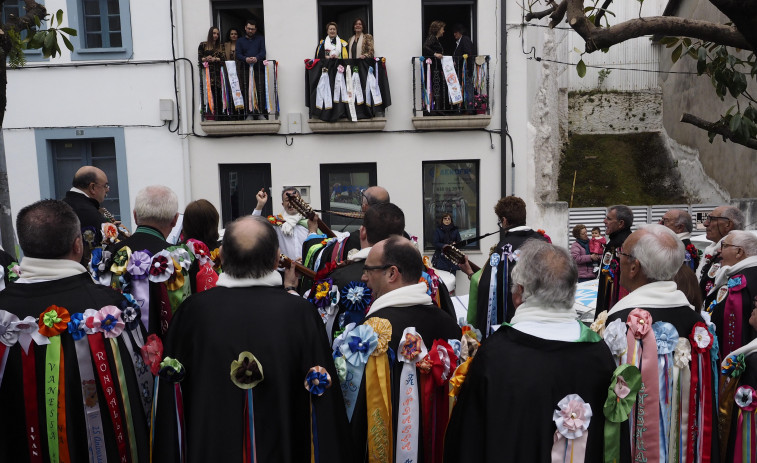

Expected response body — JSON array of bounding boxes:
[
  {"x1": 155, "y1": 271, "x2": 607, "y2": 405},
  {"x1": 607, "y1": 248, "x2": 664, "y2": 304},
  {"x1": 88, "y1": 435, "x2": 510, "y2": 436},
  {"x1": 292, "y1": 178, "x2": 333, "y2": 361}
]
[
  {"x1": 338, "y1": 323, "x2": 379, "y2": 421},
  {"x1": 418, "y1": 338, "x2": 458, "y2": 463},
  {"x1": 304, "y1": 366, "x2": 332, "y2": 463},
  {"x1": 396, "y1": 328, "x2": 428, "y2": 463},
  {"x1": 102, "y1": 222, "x2": 119, "y2": 245},
  {"x1": 551, "y1": 394, "x2": 592, "y2": 463},
  {"x1": 340, "y1": 281, "x2": 372, "y2": 328},
  {"x1": 361, "y1": 317, "x2": 394, "y2": 463},
  {"x1": 185, "y1": 239, "x2": 218, "y2": 292},
  {"x1": 591, "y1": 310, "x2": 609, "y2": 337},
  {"x1": 230, "y1": 351, "x2": 264, "y2": 463},
  {"x1": 166, "y1": 245, "x2": 194, "y2": 307},
  {"x1": 110, "y1": 245, "x2": 132, "y2": 277},
  {"x1": 718, "y1": 353, "x2": 747, "y2": 454},
  {"x1": 688, "y1": 322, "x2": 715, "y2": 463},
  {"x1": 733, "y1": 385, "x2": 757, "y2": 463},
  {"x1": 602, "y1": 364, "x2": 642, "y2": 463},
  {"x1": 602, "y1": 318, "x2": 627, "y2": 366},
  {"x1": 147, "y1": 249, "x2": 177, "y2": 336},
  {"x1": 311, "y1": 278, "x2": 340, "y2": 334},
  {"x1": 125, "y1": 249, "x2": 153, "y2": 326}
]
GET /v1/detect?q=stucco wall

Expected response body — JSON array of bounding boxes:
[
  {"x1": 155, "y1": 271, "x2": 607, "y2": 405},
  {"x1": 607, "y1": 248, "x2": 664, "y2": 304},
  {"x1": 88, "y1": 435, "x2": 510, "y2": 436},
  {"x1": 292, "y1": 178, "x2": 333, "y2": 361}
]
[
  {"x1": 659, "y1": 0, "x2": 757, "y2": 198},
  {"x1": 568, "y1": 91, "x2": 663, "y2": 134}
]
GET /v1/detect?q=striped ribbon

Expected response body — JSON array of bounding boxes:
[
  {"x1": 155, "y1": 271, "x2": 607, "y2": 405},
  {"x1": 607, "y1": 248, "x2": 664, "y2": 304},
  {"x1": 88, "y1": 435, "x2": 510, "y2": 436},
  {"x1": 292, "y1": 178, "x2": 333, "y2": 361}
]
[
  {"x1": 220, "y1": 66, "x2": 228, "y2": 114},
  {"x1": 203, "y1": 62, "x2": 214, "y2": 114}
]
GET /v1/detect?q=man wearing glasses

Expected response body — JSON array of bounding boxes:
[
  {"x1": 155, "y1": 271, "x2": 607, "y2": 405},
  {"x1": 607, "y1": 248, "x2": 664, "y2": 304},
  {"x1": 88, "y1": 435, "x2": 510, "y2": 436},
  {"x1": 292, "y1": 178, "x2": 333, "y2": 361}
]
[
  {"x1": 62, "y1": 165, "x2": 113, "y2": 265},
  {"x1": 659, "y1": 209, "x2": 699, "y2": 270},
  {"x1": 594, "y1": 205, "x2": 633, "y2": 318},
  {"x1": 698, "y1": 205, "x2": 745, "y2": 296}
]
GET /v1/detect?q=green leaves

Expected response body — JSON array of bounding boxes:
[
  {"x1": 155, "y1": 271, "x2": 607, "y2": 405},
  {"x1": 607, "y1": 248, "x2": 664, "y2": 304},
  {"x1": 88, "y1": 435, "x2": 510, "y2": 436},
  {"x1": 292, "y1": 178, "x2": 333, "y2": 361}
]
[
  {"x1": 576, "y1": 59, "x2": 587, "y2": 78},
  {"x1": 17, "y1": 10, "x2": 77, "y2": 59},
  {"x1": 671, "y1": 44, "x2": 683, "y2": 63}
]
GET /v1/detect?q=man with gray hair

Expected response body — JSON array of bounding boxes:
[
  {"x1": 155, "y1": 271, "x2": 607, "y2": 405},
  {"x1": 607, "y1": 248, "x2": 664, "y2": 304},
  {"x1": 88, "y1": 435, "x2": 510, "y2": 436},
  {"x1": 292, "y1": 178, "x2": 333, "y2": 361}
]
[
  {"x1": 446, "y1": 240, "x2": 615, "y2": 461},
  {"x1": 595, "y1": 204, "x2": 634, "y2": 316},
  {"x1": 699, "y1": 205, "x2": 746, "y2": 296},
  {"x1": 660, "y1": 208, "x2": 699, "y2": 270},
  {"x1": 154, "y1": 216, "x2": 351, "y2": 462}
]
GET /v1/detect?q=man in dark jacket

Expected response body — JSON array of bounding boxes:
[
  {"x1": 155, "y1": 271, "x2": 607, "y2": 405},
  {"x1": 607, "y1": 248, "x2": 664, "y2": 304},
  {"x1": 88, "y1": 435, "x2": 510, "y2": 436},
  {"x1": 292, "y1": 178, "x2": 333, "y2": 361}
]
[
  {"x1": 61, "y1": 165, "x2": 111, "y2": 265},
  {"x1": 595, "y1": 204, "x2": 634, "y2": 317}
]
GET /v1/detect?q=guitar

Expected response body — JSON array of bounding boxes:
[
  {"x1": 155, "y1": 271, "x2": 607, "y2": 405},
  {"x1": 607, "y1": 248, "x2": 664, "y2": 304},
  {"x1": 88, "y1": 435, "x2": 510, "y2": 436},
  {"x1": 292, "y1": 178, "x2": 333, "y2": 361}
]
[
  {"x1": 285, "y1": 193, "x2": 337, "y2": 238},
  {"x1": 442, "y1": 244, "x2": 481, "y2": 273},
  {"x1": 279, "y1": 254, "x2": 317, "y2": 280},
  {"x1": 99, "y1": 207, "x2": 132, "y2": 238}
]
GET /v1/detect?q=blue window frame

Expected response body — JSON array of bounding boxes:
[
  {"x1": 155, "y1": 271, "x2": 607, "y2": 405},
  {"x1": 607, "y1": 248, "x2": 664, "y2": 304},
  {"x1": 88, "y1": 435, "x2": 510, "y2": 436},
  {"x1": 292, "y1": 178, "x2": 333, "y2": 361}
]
[
  {"x1": 65, "y1": 0, "x2": 133, "y2": 60},
  {"x1": 2, "y1": 0, "x2": 45, "y2": 61}
]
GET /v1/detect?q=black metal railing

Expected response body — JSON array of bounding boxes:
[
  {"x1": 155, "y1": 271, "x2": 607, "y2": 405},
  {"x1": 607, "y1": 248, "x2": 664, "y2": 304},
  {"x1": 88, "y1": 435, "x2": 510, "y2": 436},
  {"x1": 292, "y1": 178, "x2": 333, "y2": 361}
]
[
  {"x1": 412, "y1": 55, "x2": 490, "y2": 116},
  {"x1": 199, "y1": 59, "x2": 279, "y2": 121}
]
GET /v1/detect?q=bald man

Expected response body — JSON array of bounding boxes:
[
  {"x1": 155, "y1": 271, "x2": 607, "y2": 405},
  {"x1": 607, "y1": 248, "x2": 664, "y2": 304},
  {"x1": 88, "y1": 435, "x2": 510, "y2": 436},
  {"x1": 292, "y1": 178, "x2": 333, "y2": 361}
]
[
  {"x1": 62, "y1": 166, "x2": 112, "y2": 264},
  {"x1": 154, "y1": 216, "x2": 352, "y2": 462}
]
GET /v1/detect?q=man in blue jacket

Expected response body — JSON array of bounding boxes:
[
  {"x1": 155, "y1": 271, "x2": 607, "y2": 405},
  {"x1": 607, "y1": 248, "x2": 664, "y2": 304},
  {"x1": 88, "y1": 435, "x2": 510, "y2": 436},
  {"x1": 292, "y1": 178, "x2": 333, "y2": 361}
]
[{"x1": 236, "y1": 19, "x2": 267, "y2": 119}]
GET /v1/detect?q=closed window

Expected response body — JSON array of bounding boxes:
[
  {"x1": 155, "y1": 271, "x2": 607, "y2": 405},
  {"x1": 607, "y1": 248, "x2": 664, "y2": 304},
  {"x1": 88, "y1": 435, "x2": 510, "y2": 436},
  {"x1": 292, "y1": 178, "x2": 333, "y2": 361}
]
[
  {"x1": 82, "y1": 0, "x2": 122, "y2": 48},
  {"x1": 65, "y1": 0, "x2": 133, "y2": 60}
]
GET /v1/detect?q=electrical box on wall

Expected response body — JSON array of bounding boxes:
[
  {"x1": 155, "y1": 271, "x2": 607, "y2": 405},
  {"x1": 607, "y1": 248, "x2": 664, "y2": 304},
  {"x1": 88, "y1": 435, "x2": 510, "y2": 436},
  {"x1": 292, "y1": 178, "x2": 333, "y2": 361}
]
[
  {"x1": 288, "y1": 113, "x2": 302, "y2": 134},
  {"x1": 160, "y1": 99, "x2": 175, "y2": 121}
]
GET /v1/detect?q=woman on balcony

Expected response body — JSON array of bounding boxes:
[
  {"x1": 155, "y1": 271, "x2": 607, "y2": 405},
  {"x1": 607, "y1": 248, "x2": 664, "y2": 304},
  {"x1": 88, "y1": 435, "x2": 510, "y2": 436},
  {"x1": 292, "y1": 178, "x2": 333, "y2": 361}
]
[
  {"x1": 223, "y1": 27, "x2": 239, "y2": 61},
  {"x1": 198, "y1": 26, "x2": 225, "y2": 118},
  {"x1": 423, "y1": 20, "x2": 445, "y2": 59},
  {"x1": 315, "y1": 22, "x2": 348, "y2": 59},
  {"x1": 423, "y1": 20, "x2": 446, "y2": 114},
  {"x1": 347, "y1": 18, "x2": 374, "y2": 59}
]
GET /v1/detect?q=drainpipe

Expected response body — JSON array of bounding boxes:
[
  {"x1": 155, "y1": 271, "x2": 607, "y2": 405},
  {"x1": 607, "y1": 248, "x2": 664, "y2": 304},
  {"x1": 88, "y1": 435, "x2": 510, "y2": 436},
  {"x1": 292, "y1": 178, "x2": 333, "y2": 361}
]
[{"x1": 500, "y1": 0, "x2": 509, "y2": 198}]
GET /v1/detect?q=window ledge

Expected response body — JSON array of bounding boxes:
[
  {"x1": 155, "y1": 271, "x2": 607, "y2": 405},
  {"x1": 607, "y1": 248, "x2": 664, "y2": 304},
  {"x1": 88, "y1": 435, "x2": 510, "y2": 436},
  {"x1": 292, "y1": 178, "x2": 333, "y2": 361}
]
[
  {"x1": 75, "y1": 47, "x2": 127, "y2": 54},
  {"x1": 200, "y1": 119, "x2": 282, "y2": 135},
  {"x1": 411, "y1": 115, "x2": 491, "y2": 131},
  {"x1": 308, "y1": 118, "x2": 387, "y2": 133}
]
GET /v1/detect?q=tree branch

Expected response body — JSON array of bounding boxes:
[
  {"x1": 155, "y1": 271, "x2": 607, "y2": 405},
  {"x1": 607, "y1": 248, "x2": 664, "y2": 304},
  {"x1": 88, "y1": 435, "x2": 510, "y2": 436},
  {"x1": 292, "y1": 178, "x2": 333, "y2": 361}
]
[
  {"x1": 548, "y1": 1, "x2": 568, "y2": 29},
  {"x1": 2, "y1": 0, "x2": 46, "y2": 34},
  {"x1": 525, "y1": 1, "x2": 558, "y2": 22},
  {"x1": 681, "y1": 113, "x2": 757, "y2": 150},
  {"x1": 593, "y1": 0, "x2": 614, "y2": 27}
]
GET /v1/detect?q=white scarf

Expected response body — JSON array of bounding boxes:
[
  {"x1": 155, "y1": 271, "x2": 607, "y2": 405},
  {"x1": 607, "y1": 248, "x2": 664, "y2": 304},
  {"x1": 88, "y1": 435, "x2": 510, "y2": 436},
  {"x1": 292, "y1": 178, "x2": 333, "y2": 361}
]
[
  {"x1": 350, "y1": 246, "x2": 371, "y2": 262},
  {"x1": 676, "y1": 232, "x2": 692, "y2": 241},
  {"x1": 509, "y1": 298, "x2": 579, "y2": 324},
  {"x1": 607, "y1": 281, "x2": 692, "y2": 315},
  {"x1": 722, "y1": 336, "x2": 757, "y2": 367},
  {"x1": 365, "y1": 283, "x2": 433, "y2": 317},
  {"x1": 280, "y1": 211, "x2": 303, "y2": 237},
  {"x1": 711, "y1": 255, "x2": 757, "y2": 294},
  {"x1": 323, "y1": 35, "x2": 342, "y2": 58},
  {"x1": 216, "y1": 270, "x2": 282, "y2": 288},
  {"x1": 696, "y1": 239, "x2": 722, "y2": 279},
  {"x1": 16, "y1": 257, "x2": 88, "y2": 283}
]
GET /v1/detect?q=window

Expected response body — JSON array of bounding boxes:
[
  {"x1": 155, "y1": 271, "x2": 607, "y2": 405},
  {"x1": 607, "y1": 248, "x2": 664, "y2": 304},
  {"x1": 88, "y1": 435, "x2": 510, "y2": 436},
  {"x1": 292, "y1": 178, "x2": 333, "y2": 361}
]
[
  {"x1": 2, "y1": 0, "x2": 44, "y2": 61},
  {"x1": 422, "y1": 160, "x2": 479, "y2": 251},
  {"x1": 320, "y1": 163, "x2": 377, "y2": 234},
  {"x1": 421, "y1": 0, "x2": 476, "y2": 54},
  {"x1": 219, "y1": 164, "x2": 272, "y2": 225},
  {"x1": 34, "y1": 127, "x2": 131, "y2": 228},
  {"x1": 317, "y1": 0, "x2": 372, "y2": 42},
  {"x1": 65, "y1": 0, "x2": 133, "y2": 60}
]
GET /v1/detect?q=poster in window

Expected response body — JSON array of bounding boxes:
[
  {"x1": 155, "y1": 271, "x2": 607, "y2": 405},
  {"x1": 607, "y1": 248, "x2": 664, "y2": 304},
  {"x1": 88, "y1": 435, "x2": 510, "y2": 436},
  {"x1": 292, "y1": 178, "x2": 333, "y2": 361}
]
[{"x1": 422, "y1": 160, "x2": 479, "y2": 251}]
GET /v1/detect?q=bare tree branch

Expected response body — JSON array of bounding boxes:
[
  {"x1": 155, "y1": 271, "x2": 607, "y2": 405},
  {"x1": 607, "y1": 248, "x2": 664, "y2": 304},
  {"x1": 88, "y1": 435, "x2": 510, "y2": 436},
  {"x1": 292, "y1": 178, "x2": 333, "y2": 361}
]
[
  {"x1": 681, "y1": 113, "x2": 757, "y2": 150},
  {"x1": 593, "y1": 0, "x2": 614, "y2": 27},
  {"x1": 548, "y1": 1, "x2": 568, "y2": 29},
  {"x1": 525, "y1": 1, "x2": 558, "y2": 22}
]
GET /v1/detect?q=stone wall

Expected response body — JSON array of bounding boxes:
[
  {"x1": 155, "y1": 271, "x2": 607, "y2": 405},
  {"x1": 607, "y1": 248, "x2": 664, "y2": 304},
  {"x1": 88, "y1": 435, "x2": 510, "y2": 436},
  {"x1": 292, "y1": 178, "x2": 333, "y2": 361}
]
[{"x1": 567, "y1": 90, "x2": 663, "y2": 134}]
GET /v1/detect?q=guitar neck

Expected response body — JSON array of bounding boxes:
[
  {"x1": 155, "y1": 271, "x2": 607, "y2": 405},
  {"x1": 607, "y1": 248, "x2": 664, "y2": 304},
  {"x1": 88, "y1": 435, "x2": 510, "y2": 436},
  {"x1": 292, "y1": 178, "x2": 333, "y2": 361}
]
[
  {"x1": 280, "y1": 255, "x2": 316, "y2": 280},
  {"x1": 442, "y1": 245, "x2": 481, "y2": 273}
]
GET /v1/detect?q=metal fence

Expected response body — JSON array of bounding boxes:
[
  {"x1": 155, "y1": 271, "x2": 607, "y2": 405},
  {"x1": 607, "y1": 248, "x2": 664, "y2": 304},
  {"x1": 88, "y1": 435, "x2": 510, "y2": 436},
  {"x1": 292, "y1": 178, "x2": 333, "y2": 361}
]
[
  {"x1": 412, "y1": 55, "x2": 490, "y2": 116},
  {"x1": 198, "y1": 59, "x2": 279, "y2": 121}
]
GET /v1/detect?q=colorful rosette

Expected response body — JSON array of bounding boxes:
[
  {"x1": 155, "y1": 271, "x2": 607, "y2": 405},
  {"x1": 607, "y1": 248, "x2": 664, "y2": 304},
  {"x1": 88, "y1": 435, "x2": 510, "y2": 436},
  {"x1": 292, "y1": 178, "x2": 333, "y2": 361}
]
[
  {"x1": 140, "y1": 334, "x2": 164, "y2": 376},
  {"x1": 38, "y1": 305, "x2": 71, "y2": 337},
  {"x1": 67, "y1": 312, "x2": 87, "y2": 341},
  {"x1": 603, "y1": 364, "x2": 642, "y2": 463},
  {"x1": 603, "y1": 318, "x2": 627, "y2": 359},
  {"x1": 652, "y1": 322, "x2": 679, "y2": 355},
  {"x1": 554, "y1": 394, "x2": 592, "y2": 439},
  {"x1": 673, "y1": 337, "x2": 692, "y2": 369},
  {"x1": 313, "y1": 279, "x2": 334, "y2": 309},
  {"x1": 169, "y1": 247, "x2": 193, "y2": 272},
  {"x1": 127, "y1": 250, "x2": 153, "y2": 280},
  {"x1": 186, "y1": 239, "x2": 211, "y2": 265},
  {"x1": 722, "y1": 353, "x2": 746, "y2": 377},
  {"x1": 341, "y1": 281, "x2": 372, "y2": 312},
  {"x1": 230, "y1": 351, "x2": 264, "y2": 390},
  {"x1": 428, "y1": 339, "x2": 458, "y2": 386},
  {"x1": 7, "y1": 262, "x2": 20, "y2": 282},
  {"x1": 363, "y1": 317, "x2": 391, "y2": 357},
  {"x1": 400, "y1": 332, "x2": 424, "y2": 361},
  {"x1": 158, "y1": 357, "x2": 186, "y2": 383},
  {"x1": 690, "y1": 322, "x2": 713, "y2": 352},
  {"x1": 102, "y1": 222, "x2": 119, "y2": 244},
  {"x1": 89, "y1": 247, "x2": 103, "y2": 278},
  {"x1": 449, "y1": 357, "x2": 472, "y2": 399},
  {"x1": 590, "y1": 310, "x2": 608, "y2": 336},
  {"x1": 110, "y1": 246, "x2": 132, "y2": 276},
  {"x1": 91, "y1": 306, "x2": 125, "y2": 339},
  {"x1": 82, "y1": 227, "x2": 97, "y2": 248},
  {"x1": 148, "y1": 250, "x2": 175, "y2": 283},
  {"x1": 165, "y1": 257, "x2": 186, "y2": 291},
  {"x1": 736, "y1": 385, "x2": 757, "y2": 411},
  {"x1": 339, "y1": 324, "x2": 378, "y2": 366},
  {"x1": 210, "y1": 248, "x2": 222, "y2": 272},
  {"x1": 305, "y1": 366, "x2": 332, "y2": 397}
]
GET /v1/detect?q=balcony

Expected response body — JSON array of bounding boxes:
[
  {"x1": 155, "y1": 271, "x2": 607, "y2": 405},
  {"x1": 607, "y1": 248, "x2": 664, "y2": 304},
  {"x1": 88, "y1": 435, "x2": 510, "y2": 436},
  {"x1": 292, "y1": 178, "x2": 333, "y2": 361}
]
[
  {"x1": 199, "y1": 59, "x2": 281, "y2": 135},
  {"x1": 411, "y1": 55, "x2": 491, "y2": 130},
  {"x1": 304, "y1": 58, "x2": 391, "y2": 133}
]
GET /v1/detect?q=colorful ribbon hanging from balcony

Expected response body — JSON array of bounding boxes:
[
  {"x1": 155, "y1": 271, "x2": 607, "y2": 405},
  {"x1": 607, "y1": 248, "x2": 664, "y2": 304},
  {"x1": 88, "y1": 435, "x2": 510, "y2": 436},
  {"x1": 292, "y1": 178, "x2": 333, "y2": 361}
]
[
  {"x1": 203, "y1": 62, "x2": 214, "y2": 114},
  {"x1": 220, "y1": 66, "x2": 229, "y2": 114}
]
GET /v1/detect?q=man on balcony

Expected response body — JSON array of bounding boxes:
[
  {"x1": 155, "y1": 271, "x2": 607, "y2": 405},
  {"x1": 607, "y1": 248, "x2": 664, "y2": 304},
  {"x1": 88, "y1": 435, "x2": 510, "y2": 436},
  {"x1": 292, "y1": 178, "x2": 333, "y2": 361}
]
[
  {"x1": 452, "y1": 24, "x2": 475, "y2": 113},
  {"x1": 236, "y1": 19, "x2": 267, "y2": 119}
]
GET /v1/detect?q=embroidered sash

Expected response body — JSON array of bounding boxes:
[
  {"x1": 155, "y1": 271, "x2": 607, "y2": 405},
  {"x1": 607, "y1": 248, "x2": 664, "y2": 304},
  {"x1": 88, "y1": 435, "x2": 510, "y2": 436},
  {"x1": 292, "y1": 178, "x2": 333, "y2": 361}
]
[
  {"x1": 345, "y1": 66, "x2": 358, "y2": 122},
  {"x1": 352, "y1": 67, "x2": 364, "y2": 105},
  {"x1": 396, "y1": 328, "x2": 427, "y2": 463},
  {"x1": 688, "y1": 323, "x2": 714, "y2": 463},
  {"x1": 440, "y1": 56, "x2": 462, "y2": 104},
  {"x1": 225, "y1": 60, "x2": 245, "y2": 111},
  {"x1": 365, "y1": 66, "x2": 382, "y2": 107},
  {"x1": 363, "y1": 318, "x2": 393, "y2": 463},
  {"x1": 334, "y1": 65, "x2": 348, "y2": 103},
  {"x1": 316, "y1": 69, "x2": 333, "y2": 110},
  {"x1": 338, "y1": 324, "x2": 378, "y2": 420},
  {"x1": 39, "y1": 305, "x2": 72, "y2": 463},
  {"x1": 653, "y1": 322, "x2": 679, "y2": 463}
]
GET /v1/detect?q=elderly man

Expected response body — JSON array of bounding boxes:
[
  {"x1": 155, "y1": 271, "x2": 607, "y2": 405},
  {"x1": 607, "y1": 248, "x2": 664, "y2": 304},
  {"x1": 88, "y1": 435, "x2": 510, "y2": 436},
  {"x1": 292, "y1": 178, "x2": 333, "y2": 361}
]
[
  {"x1": 154, "y1": 216, "x2": 350, "y2": 462},
  {"x1": 0, "y1": 200, "x2": 149, "y2": 462},
  {"x1": 62, "y1": 166, "x2": 113, "y2": 264},
  {"x1": 660, "y1": 208, "x2": 699, "y2": 270},
  {"x1": 595, "y1": 204, "x2": 634, "y2": 317},
  {"x1": 605, "y1": 224, "x2": 717, "y2": 462},
  {"x1": 703, "y1": 230, "x2": 757, "y2": 358},
  {"x1": 345, "y1": 235, "x2": 461, "y2": 463},
  {"x1": 253, "y1": 187, "x2": 310, "y2": 260},
  {"x1": 446, "y1": 240, "x2": 615, "y2": 462},
  {"x1": 462, "y1": 196, "x2": 547, "y2": 338},
  {"x1": 698, "y1": 205, "x2": 745, "y2": 295}
]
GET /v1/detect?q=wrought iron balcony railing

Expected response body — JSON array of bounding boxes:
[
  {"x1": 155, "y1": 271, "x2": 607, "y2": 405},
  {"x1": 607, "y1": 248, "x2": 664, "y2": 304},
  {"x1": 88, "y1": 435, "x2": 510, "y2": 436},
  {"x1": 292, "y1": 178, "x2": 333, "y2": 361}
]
[
  {"x1": 199, "y1": 59, "x2": 279, "y2": 121},
  {"x1": 412, "y1": 55, "x2": 490, "y2": 116}
]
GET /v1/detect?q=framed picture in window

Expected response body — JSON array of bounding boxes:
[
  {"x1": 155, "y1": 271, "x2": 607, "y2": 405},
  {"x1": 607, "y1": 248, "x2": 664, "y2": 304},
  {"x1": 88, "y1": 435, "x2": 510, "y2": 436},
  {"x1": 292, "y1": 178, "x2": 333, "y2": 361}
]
[{"x1": 422, "y1": 160, "x2": 479, "y2": 251}]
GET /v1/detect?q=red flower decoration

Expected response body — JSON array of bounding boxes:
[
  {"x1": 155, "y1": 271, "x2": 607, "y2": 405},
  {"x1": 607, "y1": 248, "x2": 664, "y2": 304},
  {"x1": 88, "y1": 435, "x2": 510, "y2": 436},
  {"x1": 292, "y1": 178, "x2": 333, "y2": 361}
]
[
  {"x1": 314, "y1": 261, "x2": 338, "y2": 281},
  {"x1": 140, "y1": 334, "x2": 164, "y2": 375},
  {"x1": 428, "y1": 339, "x2": 458, "y2": 386},
  {"x1": 38, "y1": 305, "x2": 71, "y2": 337},
  {"x1": 150, "y1": 255, "x2": 169, "y2": 276}
]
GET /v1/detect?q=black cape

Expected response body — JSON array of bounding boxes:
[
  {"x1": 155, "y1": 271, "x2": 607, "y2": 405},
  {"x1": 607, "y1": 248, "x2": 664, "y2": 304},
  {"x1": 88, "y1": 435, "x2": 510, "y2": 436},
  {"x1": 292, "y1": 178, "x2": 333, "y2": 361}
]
[
  {"x1": 349, "y1": 304, "x2": 462, "y2": 461},
  {"x1": 63, "y1": 190, "x2": 109, "y2": 266},
  {"x1": 702, "y1": 265, "x2": 757, "y2": 359},
  {"x1": 444, "y1": 325, "x2": 616, "y2": 463},
  {"x1": 0, "y1": 273, "x2": 149, "y2": 463},
  {"x1": 153, "y1": 284, "x2": 352, "y2": 463}
]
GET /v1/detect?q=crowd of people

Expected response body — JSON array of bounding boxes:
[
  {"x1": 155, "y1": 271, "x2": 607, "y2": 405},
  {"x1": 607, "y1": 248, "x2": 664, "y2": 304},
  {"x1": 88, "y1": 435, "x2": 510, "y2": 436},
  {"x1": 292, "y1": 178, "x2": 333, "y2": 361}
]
[{"x1": 1, "y1": 166, "x2": 756, "y2": 462}]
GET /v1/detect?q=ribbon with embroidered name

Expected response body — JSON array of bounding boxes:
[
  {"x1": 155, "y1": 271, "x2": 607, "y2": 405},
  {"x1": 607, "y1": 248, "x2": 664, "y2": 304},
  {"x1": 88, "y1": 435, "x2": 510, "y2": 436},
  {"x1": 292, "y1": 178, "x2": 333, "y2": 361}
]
[
  {"x1": 249, "y1": 64, "x2": 258, "y2": 112},
  {"x1": 688, "y1": 322, "x2": 714, "y2": 463},
  {"x1": 653, "y1": 322, "x2": 679, "y2": 463},
  {"x1": 396, "y1": 328, "x2": 428, "y2": 463},
  {"x1": 719, "y1": 353, "x2": 746, "y2": 461},
  {"x1": 551, "y1": 394, "x2": 592, "y2": 463},
  {"x1": 338, "y1": 323, "x2": 378, "y2": 421},
  {"x1": 602, "y1": 363, "x2": 641, "y2": 463},
  {"x1": 126, "y1": 249, "x2": 152, "y2": 329},
  {"x1": 723, "y1": 275, "x2": 747, "y2": 357},
  {"x1": 419, "y1": 339, "x2": 457, "y2": 463},
  {"x1": 38, "y1": 305, "x2": 72, "y2": 463},
  {"x1": 305, "y1": 366, "x2": 332, "y2": 463},
  {"x1": 67, "y1": 311, "x2": 109, "y2": 462},
  {"x1": 231, "y1": 351, "x2": 264, "y2": 463},
  {"x1": 365, "y1": 66, "x2": 382, "y2": 107},
  {"x1": 733, "y1": 385, "x2": 756, "y2": 463},
  {"x1": 141, "y1": 334, "x2": 163, "y2": 462},
  {"x1": 225, "y1": 60, "x2": 245, "y2": 110},
  {"x1": 86, "y1": 311, "x2": 129, "y2": 463},
  {"x1": 624, "y1": 309, "x2": 661, "y2": 462},
  {"x1": 485, "y1": 251, "x2": 501, "y2": 338},
  {"x1": 363, "y1": 318, "x2": 393, "y2": 463}
]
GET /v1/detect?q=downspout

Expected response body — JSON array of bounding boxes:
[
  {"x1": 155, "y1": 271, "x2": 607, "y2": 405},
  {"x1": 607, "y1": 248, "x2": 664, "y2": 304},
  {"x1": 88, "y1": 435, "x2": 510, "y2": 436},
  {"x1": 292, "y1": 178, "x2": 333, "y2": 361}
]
[
  {"x1": 172, "y1": 0, "x2": 192, "y2": 204},
  {"x1": 500, "y1": 0, "x2": 511, "y2": 198}
]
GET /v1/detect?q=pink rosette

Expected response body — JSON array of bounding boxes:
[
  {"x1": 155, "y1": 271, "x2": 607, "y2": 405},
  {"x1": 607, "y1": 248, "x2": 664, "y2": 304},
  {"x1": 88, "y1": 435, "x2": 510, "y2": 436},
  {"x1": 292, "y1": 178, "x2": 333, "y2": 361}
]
[
  {"x1": 626, "y1": 308, "x2": 653, "y2": 339},
  {"x1": 553, "y1": 394, "x2": 592, "y2": 439},
  {"x1": 95, "y1": 306, "x2": 125, "y2": 338},
  {"x1": 337, "y1": 64, "x2": 345, "y2": 73},
  {"x1": 127, "y1": 250, "x2": 152, "y2": 280}
]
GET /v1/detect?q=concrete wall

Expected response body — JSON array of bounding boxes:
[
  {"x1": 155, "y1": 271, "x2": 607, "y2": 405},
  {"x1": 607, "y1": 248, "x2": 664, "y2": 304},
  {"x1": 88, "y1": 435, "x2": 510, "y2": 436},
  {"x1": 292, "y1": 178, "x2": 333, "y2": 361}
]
[
  {"x1": 567, "y1": 91, "x2": 663, "y2": 134},
  {"x1": 659, "y1": 0, "x2": 757, "y2": 198}
]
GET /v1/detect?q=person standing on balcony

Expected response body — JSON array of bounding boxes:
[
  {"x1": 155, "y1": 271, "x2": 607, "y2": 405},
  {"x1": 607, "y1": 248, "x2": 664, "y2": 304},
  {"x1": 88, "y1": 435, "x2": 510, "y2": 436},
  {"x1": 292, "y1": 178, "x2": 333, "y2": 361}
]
[
  {"x1": 347, "y1": 18, "x2": 374, "y2": 59},
  {"x1": 423, "y1": 20, "x2": 445, "y2": 59},
  {"x1": 236, "y1": 19, "x2": 267, "y2": 118},
  {"x1": 423, "y1": 21, "x2": 446, "y2": 114},
  {"x1": 198, "y1": 26, "x2": 225, "y2": 118},
  {"x1": 316, "y1": 22, "x2": 348, "y2": 59},
  {"x1": 223, "y1": 27, "x2": 239, "y2": 61},
  {"x1": 452, "y1": 24, "x2": 475, "y2": 113}
]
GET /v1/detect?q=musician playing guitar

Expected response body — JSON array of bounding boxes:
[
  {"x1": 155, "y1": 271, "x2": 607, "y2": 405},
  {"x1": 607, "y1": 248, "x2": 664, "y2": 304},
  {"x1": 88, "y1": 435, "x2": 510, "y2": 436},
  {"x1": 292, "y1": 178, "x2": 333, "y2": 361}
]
[{"x1": 252, "y1": 187, "x2": 317, "y2": 261}]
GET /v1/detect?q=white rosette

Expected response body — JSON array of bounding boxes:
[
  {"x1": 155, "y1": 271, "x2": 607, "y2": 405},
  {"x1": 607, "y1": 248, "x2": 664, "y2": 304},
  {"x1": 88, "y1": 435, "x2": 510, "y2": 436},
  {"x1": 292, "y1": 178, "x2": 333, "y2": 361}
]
[
  {"x1": 551, "y1": 394, "x2": 592, "y2": 463},
  {"x1": 603, "y1": 318, "x2": 628, "y2": 365}
]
